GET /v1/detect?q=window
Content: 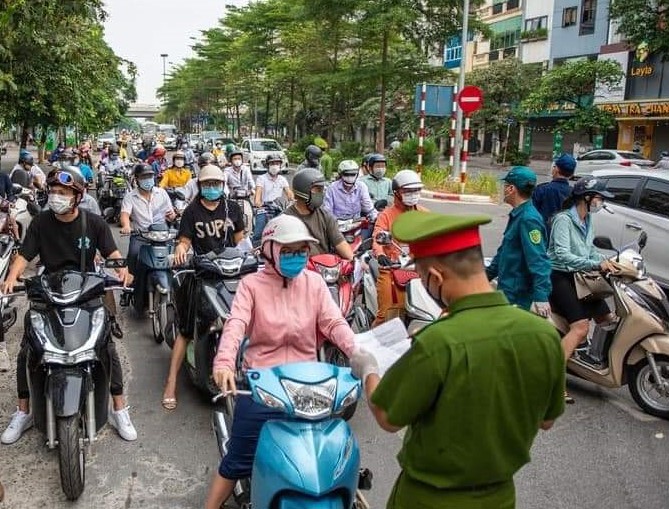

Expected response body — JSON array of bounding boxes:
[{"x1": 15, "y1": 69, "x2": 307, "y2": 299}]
[
  {"x1": 525, "y1": 16, "x2": 548, "y2": 31},
  {"x1": 492, "y1": 3, "x2": 503, "y2": 14},
  {"x1": 563, "y1": 6, "x2": 578, "y2": 27},
  {"x1": 638, "y1": 179, "x2": 669, "y2": 218},
  {"x1": 251, "y1": 140, "x2": 282, "y2": 152},
  {"x1": 602, "y1": 177, "x2": 640, "y2": 206},
  {"x1": 506, "y1": 0, "x2": 519, "y2": 10},
  {"x1": 490, "y1": 30, "x2": 521, "y2": 51},
  {"x1": 580, "y1": 151, "x2": 614, "y2": 161},
  {"x1": 489, "y1": 51, "x2": 499, "y2": 61},
  {"x1": 580, "y1": 0, "x2": 597, "y2": 35}
]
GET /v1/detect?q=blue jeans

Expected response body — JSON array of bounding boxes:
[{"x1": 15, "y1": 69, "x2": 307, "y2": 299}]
[
  {"x1": 253, "y1": 210, "x2": 268, "y2": 244},
  {"x1": 127, "y1": 235, "x2": 143, "y2": 275}
]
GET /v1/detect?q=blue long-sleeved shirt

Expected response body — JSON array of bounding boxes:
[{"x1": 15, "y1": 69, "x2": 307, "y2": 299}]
[
  {"x1": 323, "y1": 179, "x2": 377, "y2": 221},
  {"x1": 486, "y1": 200, "x2": 552, "y2": 309},
  {"x1": 547, "y1": 207, "x2": 605, "y2": 273}
]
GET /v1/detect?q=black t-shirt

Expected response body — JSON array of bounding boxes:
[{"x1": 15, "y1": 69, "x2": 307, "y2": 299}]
[
  {"x1": 178, "y1": 198, "x2": 244, "y2": 254},
  {"x1": 19, "y1": 210, "x2": 117, "y2": 273}
]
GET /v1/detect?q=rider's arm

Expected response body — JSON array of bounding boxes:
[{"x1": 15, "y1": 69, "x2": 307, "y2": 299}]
[
  {"x1": 3, "y1": 255, "x2": 28, "y2": 289},
  {"x1": 283, "y1": 179, "x2": 294, "y2": 201},
  {"x1": 371, "y1": 210, "x2": 390, "y2": 258},
  {"x1": 158, "y1": 171, "x2": 170, "y2": 188},
  {"x1": 359, "y1": 185, "x2": 377, "y2": 220},
  {"x1": 322, "y1": 185, "x2": 335, "y2": 216},
  {"x1": 335, "y1": 240, "x2": 354, "y2": 261},
  {"x1": 233, "y1": 230, "x2": 245, "y2": 246},
  {"x1": 213, "y1": 277, "x2": 254, "y2": 371},
  {"x1": 246, "y1": 168, "x2": 256, "y2": 192},
  {"x1": 253, "y1": 183, "x2": 263, "y2": 207},
  {"x1": 324, "y1": 210, "x2": 353, "y2": 260},
  {"x1": 315, "y1": 276, "x2": 355, "y2": 357}
]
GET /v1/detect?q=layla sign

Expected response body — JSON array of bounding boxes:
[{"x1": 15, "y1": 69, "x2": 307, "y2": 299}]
[
  {"x1": 600, "y1": 101, "x2": 669, "y2": 117},
  {"x1": 629, "y1": 64, "x2": 654, "y2": 78}
]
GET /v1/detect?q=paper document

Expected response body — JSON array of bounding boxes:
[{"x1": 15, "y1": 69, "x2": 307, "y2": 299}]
[{"x1": 353, "y1": 318, "x2": 411, "y2": 375}]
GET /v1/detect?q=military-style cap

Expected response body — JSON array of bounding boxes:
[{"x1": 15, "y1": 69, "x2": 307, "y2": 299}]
[
  {"x1": 392, "y1": 211, "x2": 492, "y2": 259},
  {"x1": 500, "y1": 166, "x2": 537, "y2": 189}
]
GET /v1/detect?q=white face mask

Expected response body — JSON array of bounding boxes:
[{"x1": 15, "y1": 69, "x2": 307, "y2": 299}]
[
  {"x1": 342, "y1": 175, "x2": 357, "y2": 185},
  {"x1": 268, "y1": 164, "x2": 281, "y2": 176},
  {"x1": 401, "y1": 191, "x2": 421, "y2": 207},
  {"x1": 232, "y1": 159, "x2": 242, "y2": 168},
  {"x1": 49, "y1": 194, "x2": 74, "y2": 215},
  {"x1": 174, "y1": 160, "x2": 185, "y2": 168},
  {"x1": 590, "y1": 202, "x2": 604, "y2": 214}
]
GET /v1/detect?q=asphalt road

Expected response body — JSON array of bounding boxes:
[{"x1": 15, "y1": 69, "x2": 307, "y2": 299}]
[{"x1": 0, "y1": 151, "x2": 668, "y2": 508}]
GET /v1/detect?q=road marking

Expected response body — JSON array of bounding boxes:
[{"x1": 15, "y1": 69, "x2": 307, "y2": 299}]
[{"x1": 420, "y1": 197, "x2": 497, "y2": 206}]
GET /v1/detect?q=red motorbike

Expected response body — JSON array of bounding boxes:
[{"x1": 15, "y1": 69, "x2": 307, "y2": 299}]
[{"x1": 337, "y1": 218, "x2": 369, "y2": 253}]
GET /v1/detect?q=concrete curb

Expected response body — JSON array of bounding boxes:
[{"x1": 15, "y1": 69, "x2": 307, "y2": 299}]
[{"x1": 421, "y1": 189, "x2": 493, "y2": 204}]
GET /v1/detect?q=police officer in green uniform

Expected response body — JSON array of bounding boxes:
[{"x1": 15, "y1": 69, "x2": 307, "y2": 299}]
[
  {"x1": 486, "y1": 166, "x2": 552, "y2": 317},
  {"x1": 350, "y1": 211, "x2": 565, "y2": 509}
]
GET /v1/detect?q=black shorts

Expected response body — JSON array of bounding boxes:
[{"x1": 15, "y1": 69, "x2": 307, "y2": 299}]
[
  {"x1": 174, "y1": 273, "x2": 200, "y2": 338},
  {"x1": 549, "y1": 271, "x2": 610, "y2": 324}
]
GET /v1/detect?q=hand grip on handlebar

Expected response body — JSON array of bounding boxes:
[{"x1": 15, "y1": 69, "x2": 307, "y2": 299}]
[{"x1": 211, "y1": 390, "x2": 252, "y2": 403}]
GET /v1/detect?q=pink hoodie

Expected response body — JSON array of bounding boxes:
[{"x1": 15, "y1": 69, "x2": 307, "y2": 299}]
[{"x1": 213, "y1": 265, "x2": 355, "y2": 372}]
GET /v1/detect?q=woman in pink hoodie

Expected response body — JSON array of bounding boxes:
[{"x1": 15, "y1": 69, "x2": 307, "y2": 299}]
[{"x1": 205, "y1": 214, "x2": 357, "y2": 509}]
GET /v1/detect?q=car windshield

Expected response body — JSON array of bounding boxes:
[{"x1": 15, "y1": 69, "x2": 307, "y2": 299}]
[
  {"x1": 618, "y1": 151, "x2": 648, "y2": 160},
  {"x1": 251, "y1": 140, "x2": 281, "y2": 151},
  {"x1": 101, "y1": 132, "x2": 115, "y2": 139}
]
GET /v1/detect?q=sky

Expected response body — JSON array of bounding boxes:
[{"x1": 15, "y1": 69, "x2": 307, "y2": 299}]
[{"x1": 103, "y1": 0, "x2": 249, "y2": 104}]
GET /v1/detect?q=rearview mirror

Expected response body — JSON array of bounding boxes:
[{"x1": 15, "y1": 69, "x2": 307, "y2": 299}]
[
  {"x1": 105, "y1": 258, "x2": 127, "y2": 269},
  {"x1": 593, "y1": 236, "x2": 615, "y2": 251},
  {"x1": 374, "y1": 199, "x2": 388, "y2": 211},
  {"x1": 11, "y1": 183, "x2": 22, "y2": 195},
  {"x1": 638, "y1": 231, "x2": 648, "y2": 251},
  {"x1": 375, "y1": 231, "x2": 392, "y2": 245}
]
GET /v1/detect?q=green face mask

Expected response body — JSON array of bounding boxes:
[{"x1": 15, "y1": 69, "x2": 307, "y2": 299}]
[{"x1": 307, "y1": 191, "x2": 324, "y2": 211}]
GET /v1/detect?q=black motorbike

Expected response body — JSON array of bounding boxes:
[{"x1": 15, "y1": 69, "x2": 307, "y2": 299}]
[
  {"x1": 172, "y1": 248, "x2": 260, "y2": 397},
  {"x1": 3, "y1": 263, "x2": 127, "y2": 500},
  {"x1": 98, "y1": 166, "x2": 131, "y2": 224}
]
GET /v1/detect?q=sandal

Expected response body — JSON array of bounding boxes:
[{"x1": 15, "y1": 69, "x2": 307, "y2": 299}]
[
  {"x1": 564, "y1": 391, "x2": 575, "y2": 404},
  {"x1": 161, "y1": 397, "x2": 177, "y2": 411}
]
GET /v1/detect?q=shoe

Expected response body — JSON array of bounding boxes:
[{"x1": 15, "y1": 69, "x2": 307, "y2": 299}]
[
  {"x1": 564, "y1": 391, "x2": 575, "y2": 405},
  {"x1": 109, "y1": 317, "x2": 123, "y2": 339},
  {"x1": 119, "y1": 292, "x2": 132, "y2": 307},
  {"x1": 1, "y1": 408, "x2": 33, "y2": 444},
  {"x1": 0, "y1": 342, "x2": 10, "y2": 372},
  {"x1": 109, "y1": 406, "x2": 137, "y2": 441}
]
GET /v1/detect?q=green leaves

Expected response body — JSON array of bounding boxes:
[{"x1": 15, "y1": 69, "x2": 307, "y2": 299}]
[{"x1": 610, "y1": 0, "x2": 669, "y2": 58}]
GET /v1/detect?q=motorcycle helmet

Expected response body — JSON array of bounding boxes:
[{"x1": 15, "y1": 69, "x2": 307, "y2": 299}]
[
  {"x1": 261, "y1": 214, "x2": 318, "y2": 247},
  {"x1": 198, "y1": 151, "x2": 216, "y2": 167},
  {"x1": 265, "y1": 153, "x2": 283, "y2": 166},
  {"x1": 225, "y1": 143, "x2": 237, "y2": 159},
  {"x1": 338, "y1": 160, "x2": 359, "y2": 185},
  {"x1": 292, "y1": 168, "x2": 326, "y2": 201},
  {"x1": 46, "y1": 167, "x2": 86, "y2": 200},
  {"x1": 392, "y1": 169, "x2": 423, "y2": 192},
  {"x1": 571, "y1": 176, "x2": 614, "y2": 199},
  {"x1": 133, "y1": 163, "x2": 154, "y2": 177},
  {"x1": 305, "y1": 145, "x2": 322, "y2": 165},
  {"x1": 198, "y1": 164, "x2": 225, "y2": 182},
  {"x1": 228, "y1": 148, "x2": 244, "y2": 161},
  {"x1": 21, "y1": 154, "x2": 34, "y2": 166},
  {"x1": 109, "y1": 144, "x2": 120, "y2": 155},
  {"x1": 153, "y1": 145, "x2": 166, "y2": 157},
  {"x1": 19, "y1": 149, "x2": 32, "y2": 163},
  {"x1": 173, "y1": 150, "x2": 185, "y2": 161},
  {"x1": 662, "y1": 151, "x2": 669, "y2": 157},
  {"x1": 368, "y1": 153, "x2": 386, "y2": 170}
]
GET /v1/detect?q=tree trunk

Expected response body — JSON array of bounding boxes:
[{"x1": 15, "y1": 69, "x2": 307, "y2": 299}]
[
  {"x1": 377, "y1": 30, "x2": 389, "y2": 153},
  {"x1": 288, "y1": 79, "x2": 296, "y2": 145},
  {"x1": 20, "y1": 121, "x2": 29, "y2": 149},
  {"x1": 264, "y1": 90, "x2": 271, "y2": 136},
  {"x1": 235, "y1": 103, "x2": 241, "y2": 137},
  {"x1": 39, "y1": 128, "x2": 47, "y2": 164}
]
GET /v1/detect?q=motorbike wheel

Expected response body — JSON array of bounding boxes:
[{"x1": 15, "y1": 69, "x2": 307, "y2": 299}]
[
  {"x1": 57, "y1": 415, "x2": 85, "y2": 501},
  {"x1": 350, "y1": 304, "x2": 370, "y2": 333},
  {"x1": 323, "y1": 344, "x2": 358, "y2": 421},
  {"x1": 164, "y1": 302, "x2": 177, "y2": 349},
  {"x1": 628, "y1": 355, "x2": 669, "y2": 419},
  {"x1": 151, "y1": 290, "x2": 166, "y2": 344}
]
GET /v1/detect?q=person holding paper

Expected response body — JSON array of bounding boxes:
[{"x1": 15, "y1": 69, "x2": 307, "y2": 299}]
[{"x1": 352, "y1": 211, "x2": 566, "y2": 509}]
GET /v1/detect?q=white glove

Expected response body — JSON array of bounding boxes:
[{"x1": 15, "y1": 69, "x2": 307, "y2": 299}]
[
  {"x1": 350, "y1": 347, "x2": 379, "y2": 385},
  {"x1": 531, "y1": 301, "x2": 552, "y2": 318}
]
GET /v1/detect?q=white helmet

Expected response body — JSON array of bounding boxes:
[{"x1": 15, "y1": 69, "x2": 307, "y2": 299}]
[
  {"x1": 198, "y1": 164, "x2": 225, "y2": 182},
  {"x1": 338, "y1": 159, "x2": 359, "y2": 175},
  {"x1": 262, "y1": 215, "x2": 318, "y2": 246},
  {"x1": 392, "y1": 169, "x2": 424, "y2": 191}
]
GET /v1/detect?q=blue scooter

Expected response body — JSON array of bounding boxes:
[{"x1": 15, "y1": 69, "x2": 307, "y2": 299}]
[{"x1": 212, "y1": 361, "x2": 372, "y2": 509}]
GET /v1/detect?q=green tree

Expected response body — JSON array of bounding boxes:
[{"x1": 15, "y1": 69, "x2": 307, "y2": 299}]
[
  {"x1": 523, "y1": 59, "x2": 624, "y2": 137},
  {"x1": 610, "y1": 0, "x2": 669, "y2": 57}
]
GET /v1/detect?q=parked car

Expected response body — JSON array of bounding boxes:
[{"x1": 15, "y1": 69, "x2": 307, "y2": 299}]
[
  {"x1": 189, "y1": 133, "x2": 203, "y2": 152},
  {"x1": 96, "y1": 131, "x2": 116, "y2": 151},
  {"x1": 576, "y1": 150, "x2": 655, "y2": 171},
  {"x1": 240, "y1": 138, "x2": 288, "y2": 174},
  {"x1": 589, "y1": 168, "x2": 669, "y2": 289}
]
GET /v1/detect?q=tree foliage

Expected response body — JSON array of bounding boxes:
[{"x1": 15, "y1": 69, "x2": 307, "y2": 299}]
[
  {"x1": 158, "y1": 0, "x2": 484, "y2": 148},
  {"x1": 610, "y1": 0, "x2": 669, "y2": 57},
  {"x1": 0, "y1": 0, "x2": 136, "y2": 145},
  {"x1": 523, "y1": 59, "x2": 624, "y2": 134}
]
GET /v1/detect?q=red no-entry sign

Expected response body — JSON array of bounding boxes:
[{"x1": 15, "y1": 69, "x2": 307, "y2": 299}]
[{"x1": 457, "y1": 85, "x2": 484, "y2": 114}]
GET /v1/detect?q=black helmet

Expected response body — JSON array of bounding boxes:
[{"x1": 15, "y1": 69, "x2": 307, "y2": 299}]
[
  {"x1": 109, "y1": 144, "x2": 120, "y2": 155},
  {"x1": 198, "y1": 151, "x2": 216, "y2": 167},
  {"x1": 133, "y1": 163, "x2": 154, "y2": 177},
  {"x1": 571, "y1": 176, "x2": 614, "y2": 199},
  {"x1": 46, "y1": 167, "x2": 86, "y2": 196},
  {"x1": 59, "y1": 149, "x2": 74, "y2": 161},
  {"x1": 367, "y1": 153, "x2": 386, "y2": 169},
  {"x1": 292, "y1": 168, "x2": 326, "y2": 201},
  {"x1": 265, "y1": 153, "x2": 282, "y2": 166},
  {"x1": 22, "y1": 154, "x2": 34, "y2": 166},
  {"x1": 305, "y1": 145, "x2": 322, "y2": 164},
  {"x1": 662, "y1": 150, "x2": 669, "y2": 157}
]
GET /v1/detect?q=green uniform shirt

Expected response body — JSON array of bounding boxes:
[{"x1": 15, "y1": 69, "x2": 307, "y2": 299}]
[{"x1": 372, "y1": 292, "x2": 565, "y2": 506}]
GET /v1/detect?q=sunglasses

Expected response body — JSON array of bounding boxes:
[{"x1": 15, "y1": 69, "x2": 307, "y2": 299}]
[{"x1": 49, "y1": 171, "x2": 75, "y2": 185}]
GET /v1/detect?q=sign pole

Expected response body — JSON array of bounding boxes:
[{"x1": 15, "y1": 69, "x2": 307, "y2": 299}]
[
  {"x1": 449, "y1": 85, "x2": 458, "y2": 169},
  {"x1": 452, "y1": 0, "x2": 470, "y2": 180},
  {"x1": 417, "y1": 82, "x2": 427, "y2": 173},
  {"x1": 460, "y1": 114, "x2": 471, "y2": 194}
]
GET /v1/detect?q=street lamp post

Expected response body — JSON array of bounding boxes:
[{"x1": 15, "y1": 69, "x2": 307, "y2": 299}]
[
  {"x1": 160, "y1": 53, "x2": 168, "y2": 84},
  {"x1": 452, "y1": 0, "x2": 470, "y2": 180}
]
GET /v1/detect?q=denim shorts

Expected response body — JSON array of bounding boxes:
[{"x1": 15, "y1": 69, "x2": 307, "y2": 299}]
[{"x1": 218, "y1": 395, "x2": 283, "y2": 480}]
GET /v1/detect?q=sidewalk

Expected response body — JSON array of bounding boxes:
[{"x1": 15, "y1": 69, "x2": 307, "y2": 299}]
[{"x1": 445, "y1": 155, "x2": 554, "y2": 176}]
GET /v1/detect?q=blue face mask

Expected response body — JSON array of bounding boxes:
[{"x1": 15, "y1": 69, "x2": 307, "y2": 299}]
[
  {"x1": 201, "y1": 186, "x2": 223, "y2": 201},
  {"x1": 138, "y1": 178, "x2": 154, "y2": 191},
  {"x1": 278, "y1": 252, "x2": 308, "y2": 278}
]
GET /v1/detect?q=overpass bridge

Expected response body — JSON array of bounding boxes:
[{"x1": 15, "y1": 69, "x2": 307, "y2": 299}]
[{"x1": 126, "y1": 103, "x2": 161, "y2": 120}]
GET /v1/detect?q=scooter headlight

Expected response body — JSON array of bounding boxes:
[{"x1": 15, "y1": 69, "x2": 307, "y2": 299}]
[
  {"x1": 142, "y1": 230, "x2": 174, "y2": 242},
  {"x1": 281, "y1": 378, "x2": 336, "y2": 420},
  {"x1": 338, "y1": 386, "x2": 360, "y2": 413},
  {"x1": 255, "y1": 387, "x2": 286, "y2": 411},
  {"x1": 317, "y1": 264, "x2": 340, "y2": 284}
]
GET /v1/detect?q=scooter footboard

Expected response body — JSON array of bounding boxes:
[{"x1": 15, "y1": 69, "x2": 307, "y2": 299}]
[
  {"x1": 252, "y1": 419, "x2": 360, "y2": 509},
  {"x1": 276, "y1": 493, "x2": 345, "y2": 509}
]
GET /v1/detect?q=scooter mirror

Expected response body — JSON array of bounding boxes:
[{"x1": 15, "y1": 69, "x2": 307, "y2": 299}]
[
  {"x1": 374, "y1": 199, "x2": 388, "y2": 211},
  {"x1": 11, "y1": 183, "x2": 23, "y2": 195},
  {"x1": 104, "y1": 258, "x2": 127, "y2": 269},
  {"x1": 375, "y1": 231, "x2": 392, "y2": 245},
  {"x1": 593, "y1": 236, "x2": 615, "y2": 251},
  {"x1": 638, "y1": 231, "x2": 648, "y2": 251}
]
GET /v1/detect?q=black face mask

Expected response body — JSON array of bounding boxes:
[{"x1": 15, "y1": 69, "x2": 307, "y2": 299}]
[{"x1": 425, "y1": 273, "x2": 448, "y2": 309}]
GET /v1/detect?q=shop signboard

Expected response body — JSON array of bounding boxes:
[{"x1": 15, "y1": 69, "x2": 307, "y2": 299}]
[
  {"x1": 523, "y1": 126, "x2": 533, "y2": 154},
  {"x1": 599, "y1": 100, "x2": 669, "y2": 117},
  {"x1": 552, "y1": 131, "x2": 564, "y2": 158},
  {"x1": 593, "y1": 134, "x2": 604, "y2": 150}
]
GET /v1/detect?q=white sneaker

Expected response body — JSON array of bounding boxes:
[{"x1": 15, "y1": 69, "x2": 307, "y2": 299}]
[
  {"x1": 0, "y1": 342, "x2": 10, "y2": 372},
  {"x1": 109, "y1": 406, "x2": 137, "y2": 441},
  {"x1": 1, "y1": 408, "x2": 33, "y2": 444}
]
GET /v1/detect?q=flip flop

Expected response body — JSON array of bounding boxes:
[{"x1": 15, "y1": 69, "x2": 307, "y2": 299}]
[
  {"x1": 162, "y1": 397, "x2": 177, "y2": 411},
  {"x1": 564, "y1": 391, "x2": 575, "y2": 404}
]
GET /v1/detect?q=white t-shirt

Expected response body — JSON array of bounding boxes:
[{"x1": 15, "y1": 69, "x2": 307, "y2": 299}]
[{"x1": 255, "y1": 173, "x2": 289, "y2": 203}]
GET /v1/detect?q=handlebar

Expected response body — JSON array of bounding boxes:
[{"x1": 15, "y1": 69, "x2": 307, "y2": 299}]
[{"x1": 212, "y1": 390, "x2": 252, "y2": 403}]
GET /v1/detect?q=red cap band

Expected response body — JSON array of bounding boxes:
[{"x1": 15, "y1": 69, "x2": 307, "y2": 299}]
[{"x1": 409, "y1": 227, "x2": 482, "y2": 259}]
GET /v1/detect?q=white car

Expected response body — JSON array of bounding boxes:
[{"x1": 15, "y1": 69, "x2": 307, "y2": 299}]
[
  {"x1": 590, "y1": 168, "x2": 669, "y2": 289},
  {"x1": 96, "y1": 131, "x2": 116, "y2": 151},
  {"x1": 240, "y1": 138, "x2": 288, "y2": 174},
  {"x1": 576, "y1": 150, "x2": 655, "y2": 171}
]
